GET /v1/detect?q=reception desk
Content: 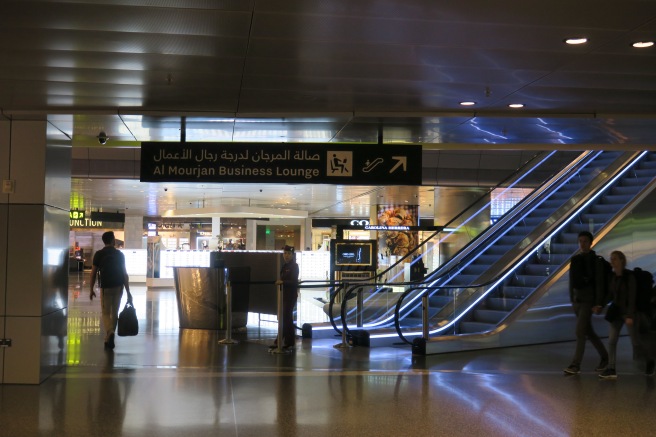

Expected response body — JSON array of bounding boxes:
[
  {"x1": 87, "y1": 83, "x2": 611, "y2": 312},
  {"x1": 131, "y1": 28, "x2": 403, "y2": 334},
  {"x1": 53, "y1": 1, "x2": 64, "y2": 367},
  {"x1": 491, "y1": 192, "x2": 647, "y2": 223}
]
[{"x1": 173, "y1": 267, "x2": 249, "y2": 330}]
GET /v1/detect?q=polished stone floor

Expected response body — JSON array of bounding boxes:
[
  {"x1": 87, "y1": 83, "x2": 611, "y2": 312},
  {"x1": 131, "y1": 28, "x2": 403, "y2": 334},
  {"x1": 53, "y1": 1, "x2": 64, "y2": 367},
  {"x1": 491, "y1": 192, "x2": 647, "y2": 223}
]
[{"x1": 2, "y1": 273, "x2": 656, "y2": 437}]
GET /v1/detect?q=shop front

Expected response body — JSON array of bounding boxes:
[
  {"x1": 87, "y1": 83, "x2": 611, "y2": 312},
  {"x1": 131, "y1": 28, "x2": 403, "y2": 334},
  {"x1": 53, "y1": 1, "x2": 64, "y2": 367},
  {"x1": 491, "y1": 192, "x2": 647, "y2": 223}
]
[
  {"x1": 69, "y1": 210, "x2": 124, "y2": 270},
  {"x1": 310, "y1": 218, "x2": 372, "y2": 251}
]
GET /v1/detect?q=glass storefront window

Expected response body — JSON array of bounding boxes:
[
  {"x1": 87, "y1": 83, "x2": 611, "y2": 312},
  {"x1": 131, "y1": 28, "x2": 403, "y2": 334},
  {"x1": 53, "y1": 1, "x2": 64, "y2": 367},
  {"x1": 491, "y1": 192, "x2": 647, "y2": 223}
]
[
  {"x1": 256, "y1": 224, "x2": 300, "y2": 250},
  {"x1": 491, "y1": 187, "x2": 533, "y2": 223}
]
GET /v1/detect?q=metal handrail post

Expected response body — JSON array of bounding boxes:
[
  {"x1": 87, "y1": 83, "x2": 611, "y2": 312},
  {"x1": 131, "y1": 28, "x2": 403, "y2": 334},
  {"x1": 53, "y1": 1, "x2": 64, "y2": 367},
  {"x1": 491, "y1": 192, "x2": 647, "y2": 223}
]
[
  {"x1": 334, "y1": 282, "x2": 352, "y2": 349},
  {"x1": 271, "y1": 282, "x2": 288, "y2": 354},
  {"x1": 356, "y1": 286, "x2": 363, "y2": 328},
  {"x1": 422, "y1": 292, "x2": 429, "y2": 340},
  {"x1": 218, "y1": 278, "x2": 238, "y2": 345}
]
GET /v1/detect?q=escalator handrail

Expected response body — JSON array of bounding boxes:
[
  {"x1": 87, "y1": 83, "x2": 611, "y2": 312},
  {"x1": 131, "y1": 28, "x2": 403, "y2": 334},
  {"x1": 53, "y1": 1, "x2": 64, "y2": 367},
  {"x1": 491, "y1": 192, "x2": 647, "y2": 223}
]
[
  {"x1": 406, "y1": 151, "x2": 639, "y2": 327},
  {"x1": 436, "y1": 151, "x2": 640, "y2": 292},
  {"x1": 398, "y1": 151, "x2": 656, "y2": 346},
  {"x1": 393, "y1": 150, "x2": 650, "y2": 343}
]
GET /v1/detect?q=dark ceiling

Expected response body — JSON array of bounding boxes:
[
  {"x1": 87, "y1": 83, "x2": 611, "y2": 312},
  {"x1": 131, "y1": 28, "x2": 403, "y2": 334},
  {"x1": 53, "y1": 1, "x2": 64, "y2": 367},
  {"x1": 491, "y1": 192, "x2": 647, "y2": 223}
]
[
  {"x1": 2, "y1": 0, "x2": 656, "y2": 216},
  {"x1": 3, "y1": 0, "x2": 656, "y2": 145}
]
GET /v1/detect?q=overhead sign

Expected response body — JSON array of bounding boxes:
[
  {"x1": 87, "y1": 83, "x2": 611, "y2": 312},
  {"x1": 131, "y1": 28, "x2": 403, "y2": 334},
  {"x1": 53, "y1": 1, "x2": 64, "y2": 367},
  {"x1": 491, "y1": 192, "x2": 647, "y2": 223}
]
[
  {"x1": 90, "y1": 211, "x2": 125, "y2": 223},
  {"x1": 69, "y1": 210, "x2": 121, "y2": 229},
  {"x1": 140, "y1": 142, "x2": 422, "y2": 185},
  {"x1": 312, "y1": 218, "x2": 369, "y2": 228}
]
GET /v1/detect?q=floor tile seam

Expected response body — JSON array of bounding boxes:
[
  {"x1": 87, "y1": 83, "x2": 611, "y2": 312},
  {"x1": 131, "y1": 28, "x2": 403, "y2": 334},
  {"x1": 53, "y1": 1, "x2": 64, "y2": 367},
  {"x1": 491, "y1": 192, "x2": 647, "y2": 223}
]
[
  {"x1": 56, "y1": 367, "x2": 652, "y2": 380},
  {"x1": 52, "y1": 367, "x2": 656, "y2": 384},
  {"x1": 52, "y1": 368, "x2": 443, "y2": 379}
]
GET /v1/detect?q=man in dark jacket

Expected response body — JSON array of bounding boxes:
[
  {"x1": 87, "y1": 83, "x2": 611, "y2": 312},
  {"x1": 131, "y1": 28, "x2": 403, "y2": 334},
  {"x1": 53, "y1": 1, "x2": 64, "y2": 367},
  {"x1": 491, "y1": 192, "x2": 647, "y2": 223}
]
[
  {"x1": 89, "y1": 231, "x2": 133, "y2": 350},
  {"x1": 564, "y1": 231, "x2": 609, "y2": 374}
]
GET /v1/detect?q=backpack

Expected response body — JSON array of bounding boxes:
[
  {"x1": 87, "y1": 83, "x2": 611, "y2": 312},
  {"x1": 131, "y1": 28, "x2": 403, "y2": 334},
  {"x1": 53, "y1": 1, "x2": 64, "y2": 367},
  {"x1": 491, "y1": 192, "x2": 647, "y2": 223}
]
[
  {"x1": 633, "y1": 267, "x2": 654, "y2": 315},
  {"x1": 597, "y1": 256, "x2": 613, "y2": 303},
  {"x1": 598, "y1": 256, "x2": 612, "y2": 278}
]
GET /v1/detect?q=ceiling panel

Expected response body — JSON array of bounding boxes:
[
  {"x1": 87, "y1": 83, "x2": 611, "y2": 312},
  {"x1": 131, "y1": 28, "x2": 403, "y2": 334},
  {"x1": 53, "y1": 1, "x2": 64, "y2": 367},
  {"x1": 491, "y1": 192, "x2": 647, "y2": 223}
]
[{"x1": 3, "y1": 0, "x2": 656, "y2": 218}]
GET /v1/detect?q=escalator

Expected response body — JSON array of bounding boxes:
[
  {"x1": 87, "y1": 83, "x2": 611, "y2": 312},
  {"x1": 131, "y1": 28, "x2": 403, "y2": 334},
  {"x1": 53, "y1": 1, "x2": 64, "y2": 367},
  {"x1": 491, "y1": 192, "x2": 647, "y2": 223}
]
[
  {"x1": 306, "y1": 150, "x2": 582, "y2": 338},
  {"x1": 393, "y1": 150, "x2": 656, "y2": 354},
  {"x1": 329, "y1": 150, "x2": 606, "y2": 336}
]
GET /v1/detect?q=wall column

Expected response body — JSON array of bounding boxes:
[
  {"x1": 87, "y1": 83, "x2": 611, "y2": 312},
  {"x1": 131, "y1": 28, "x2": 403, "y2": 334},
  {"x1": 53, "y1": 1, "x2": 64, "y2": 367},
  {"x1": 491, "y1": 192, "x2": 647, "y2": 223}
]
[
  {"x1": 0, "y1": 119, "x2": 72, "y2": 384},
  {"x1": 434, "y1": 187, "x2": 490, "y2": 265},
  {"x1": 302, "y1": 218, "x2": 312, "y2": 251},
  {"x1": 124, "y1": 216, "x2": 143, "y2": 249},
  {"x1": 212, "y1": 216, "x2": 221, "y2": 249}
]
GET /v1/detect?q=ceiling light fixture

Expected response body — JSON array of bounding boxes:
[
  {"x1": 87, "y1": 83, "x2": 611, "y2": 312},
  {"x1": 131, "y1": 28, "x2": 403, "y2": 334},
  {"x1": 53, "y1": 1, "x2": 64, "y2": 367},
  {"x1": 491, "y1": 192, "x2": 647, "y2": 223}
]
[
  {"x1": 565, "y1": 37, "x2": 588, "y2": 45},
  {"x1": 460, "y1": 101, "x2": 476, "y2": 106},
  {"x1": 632, "y1": 41, "x2": 654, "y2": 48},
  {"x1": 508, "y1": 103, "x2": 524, "y2": 108}
]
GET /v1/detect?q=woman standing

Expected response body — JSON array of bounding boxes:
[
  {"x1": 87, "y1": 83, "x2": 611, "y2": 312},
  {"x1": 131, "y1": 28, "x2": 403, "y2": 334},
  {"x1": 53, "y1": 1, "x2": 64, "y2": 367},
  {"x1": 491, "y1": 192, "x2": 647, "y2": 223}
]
[{"x1": 600, "y1": 250, "x2": 636, "y2": 379}]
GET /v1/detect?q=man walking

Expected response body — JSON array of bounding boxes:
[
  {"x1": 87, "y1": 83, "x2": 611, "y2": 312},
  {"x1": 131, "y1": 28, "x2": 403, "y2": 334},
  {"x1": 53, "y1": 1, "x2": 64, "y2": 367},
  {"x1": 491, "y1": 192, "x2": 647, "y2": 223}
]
[
  {"x1": 564, "y1": 231, "x2": 609, "y2": 374},
  {"x1": 89, "y1": 231, "x2": 132, "y2": 350}
]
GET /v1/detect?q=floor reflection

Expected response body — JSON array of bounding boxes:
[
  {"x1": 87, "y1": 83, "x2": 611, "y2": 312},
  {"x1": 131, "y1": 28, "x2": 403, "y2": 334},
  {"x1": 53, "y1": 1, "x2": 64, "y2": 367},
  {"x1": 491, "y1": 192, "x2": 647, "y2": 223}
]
[{"x1": 2, "y1": 273, "x2": 656, "y2": 436}]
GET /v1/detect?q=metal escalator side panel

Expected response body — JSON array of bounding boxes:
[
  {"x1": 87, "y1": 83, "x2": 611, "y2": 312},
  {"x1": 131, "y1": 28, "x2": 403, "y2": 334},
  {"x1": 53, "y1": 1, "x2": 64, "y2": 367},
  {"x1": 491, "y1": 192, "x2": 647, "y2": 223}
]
[
  {"x1": 398, "y1": 151, "x2": 630, "y2": 329},
  {"x1": 390, "y1": 150, "x2": 652, "y2": 344},
  {"x1": 428, "y1": 151, "x2": 643, "y2": 334},
  {"x1": 391, "y1": 152, "x2": 614, "y2": 338},
  {"x1": 464, "y1": 151, "x2": 638, "y2": 286},
  {"x1": 421, "y1": 151, "x2": 656, "y2": 353}
]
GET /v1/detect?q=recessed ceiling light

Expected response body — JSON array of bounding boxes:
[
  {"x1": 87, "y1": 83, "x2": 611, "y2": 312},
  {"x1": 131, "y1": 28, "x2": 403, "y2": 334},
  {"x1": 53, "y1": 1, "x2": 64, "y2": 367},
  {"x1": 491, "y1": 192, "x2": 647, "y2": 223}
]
[
  {"x1": 632, "y1": 41, "x2": 654, "y2": 48},
  {"x1": 460, "y1": 101, "x2": 476, "y2": 106},
  {"x1": 565, "y1": 37, "x2": 588, "y2": 45},
  {"x1": 508, "y1": 103, "x2": 524, "y2": 108}
]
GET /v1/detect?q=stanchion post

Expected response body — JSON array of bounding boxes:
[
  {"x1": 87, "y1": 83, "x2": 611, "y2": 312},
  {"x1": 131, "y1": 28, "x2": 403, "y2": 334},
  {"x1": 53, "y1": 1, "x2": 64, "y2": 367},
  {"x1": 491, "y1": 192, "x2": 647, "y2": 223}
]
[
  {"x1": 334, "y1": 282, "x2": 352, "y2": 349},
  {"x1": 356, "y1": 286, "x2": 363, "y2": 328},
  {"x1": 271, "y1": 282, "x2": 288, "y2": 354},
  {"x1": 219, "y1": 276, "x2": 238, "y2": 345},
  {"x1": 422, "y1": 291, "x2": 429, "y2": 340}
]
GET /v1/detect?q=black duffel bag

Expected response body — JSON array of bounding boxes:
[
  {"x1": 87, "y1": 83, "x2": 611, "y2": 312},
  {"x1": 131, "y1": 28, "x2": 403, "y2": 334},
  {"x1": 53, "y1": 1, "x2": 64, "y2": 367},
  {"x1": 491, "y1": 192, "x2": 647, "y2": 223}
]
[{"x1": 117, "y1": 302, "x2": 139, "y2": 336}]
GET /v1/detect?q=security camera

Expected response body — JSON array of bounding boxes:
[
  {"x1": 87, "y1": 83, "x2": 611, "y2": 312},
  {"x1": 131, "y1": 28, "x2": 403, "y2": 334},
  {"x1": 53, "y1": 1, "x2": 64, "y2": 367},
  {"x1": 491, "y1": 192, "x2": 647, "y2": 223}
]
[
  {"x1": 259, "y1": 189, "x2": 263, "y2": 192},
  {"x1": 97, "y1": 131, "x2": 108, "y2": 145},
  {"x1": 164, "y1": 187, "x2": 168, "y2": 192}
]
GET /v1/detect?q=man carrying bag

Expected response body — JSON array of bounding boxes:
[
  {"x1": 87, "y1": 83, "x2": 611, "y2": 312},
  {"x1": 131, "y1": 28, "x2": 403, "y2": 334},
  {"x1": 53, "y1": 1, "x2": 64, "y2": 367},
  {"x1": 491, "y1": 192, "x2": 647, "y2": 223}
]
[{"x1": 90, "y1": 231, "x2": 134, "y2": 350}]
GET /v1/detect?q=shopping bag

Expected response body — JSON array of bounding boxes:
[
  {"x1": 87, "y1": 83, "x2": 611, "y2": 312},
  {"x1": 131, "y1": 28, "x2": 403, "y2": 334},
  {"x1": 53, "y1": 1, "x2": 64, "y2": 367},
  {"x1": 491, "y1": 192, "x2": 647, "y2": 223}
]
[{"x1": 117, "y1": 302, "x2": 139, "y2": 336}]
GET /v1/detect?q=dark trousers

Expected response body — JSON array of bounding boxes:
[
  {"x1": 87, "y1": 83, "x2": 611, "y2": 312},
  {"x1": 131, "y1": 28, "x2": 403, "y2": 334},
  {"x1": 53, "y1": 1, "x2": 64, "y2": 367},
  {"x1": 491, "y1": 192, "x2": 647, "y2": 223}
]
[
  {"x1": 634, "y1": 312, "x2": 655, "y2": 363},
  {"x1": 607, "y1": 318, "x2": 636, "y2": 368},
  {"x1": 276, "y1": 288, "x2": 298, "y2": 347},
  {"x1": 571, "y1": 302, "x2": 608, "y2": 366}
]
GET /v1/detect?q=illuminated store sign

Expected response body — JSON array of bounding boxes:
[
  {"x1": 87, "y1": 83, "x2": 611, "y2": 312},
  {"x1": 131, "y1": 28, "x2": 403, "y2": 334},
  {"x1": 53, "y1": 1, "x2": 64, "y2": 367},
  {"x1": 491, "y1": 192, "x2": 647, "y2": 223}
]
[
  {"x1": 70, "y1": 210, "x2": 104, "y2": 228},
  {"x1": 147, "y1": 223, "x2": 157, "y2": 236},
  {"x1": 312, "y1": 218, "x2": 369, "y2": 227},
  {"x1": 158, "y1": 223, "x2": 190, "y2": 231},
  {"x1": 365, "y1": 225, "x2": 410, "y2": 231}
]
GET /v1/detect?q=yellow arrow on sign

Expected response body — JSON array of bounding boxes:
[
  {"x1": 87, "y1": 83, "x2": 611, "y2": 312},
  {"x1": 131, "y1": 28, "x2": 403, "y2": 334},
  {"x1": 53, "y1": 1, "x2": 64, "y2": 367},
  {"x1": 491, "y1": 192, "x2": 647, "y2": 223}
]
[{"x1": 389, "y1": 156, "x2": 407, "y2": 173}]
